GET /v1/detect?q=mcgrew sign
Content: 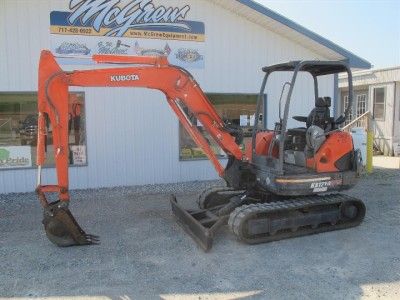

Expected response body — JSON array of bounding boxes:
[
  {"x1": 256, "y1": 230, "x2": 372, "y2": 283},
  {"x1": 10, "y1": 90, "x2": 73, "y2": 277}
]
[{"x1": 68, "y1": 0, "x2": 191, "y2": 37}]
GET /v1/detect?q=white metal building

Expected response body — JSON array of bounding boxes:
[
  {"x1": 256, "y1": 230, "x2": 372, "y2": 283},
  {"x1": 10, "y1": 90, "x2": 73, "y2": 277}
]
[
  {"x1": 339, "y1": 66, "x2": 400, "y2": 156},
  {"x1": 0, "y1": 0, "x2": 370, "y2": 194}
]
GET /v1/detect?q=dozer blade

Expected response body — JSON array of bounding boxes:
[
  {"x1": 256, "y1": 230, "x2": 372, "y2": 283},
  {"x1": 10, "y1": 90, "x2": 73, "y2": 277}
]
[
  {"x1": 170, "y1": 195, "x2": 228, "y2": 251},
  {"x1": 42, "y1": 201, "x2": 99, "y2": 247}
]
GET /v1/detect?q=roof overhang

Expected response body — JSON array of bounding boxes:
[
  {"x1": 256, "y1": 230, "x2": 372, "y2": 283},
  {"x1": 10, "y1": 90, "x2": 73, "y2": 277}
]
[
  {"x1": 338, "y1": 65, "x2": 400, "y2": 87},
  {"x1": 212, "y1": 0, "x2": 371, "y2": 70}
]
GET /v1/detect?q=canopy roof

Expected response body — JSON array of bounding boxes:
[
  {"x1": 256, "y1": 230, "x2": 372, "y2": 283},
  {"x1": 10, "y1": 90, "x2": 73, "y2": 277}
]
[{"x1": 262, "y1": 61, "x2": 350, "y2": 76}]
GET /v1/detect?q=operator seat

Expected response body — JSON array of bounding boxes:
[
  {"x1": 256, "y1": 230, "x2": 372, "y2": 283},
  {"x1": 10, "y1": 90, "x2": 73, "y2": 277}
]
[
  {"x1": 306, "y1": 97, "x2": 332, "y2": 131},
  {"x1": 286, "y1": 96, "x2": 333, "y2": 152}
]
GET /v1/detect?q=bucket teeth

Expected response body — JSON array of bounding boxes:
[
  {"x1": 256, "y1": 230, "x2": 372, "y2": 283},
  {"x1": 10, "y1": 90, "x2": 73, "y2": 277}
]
[{"x1": 42, "y1": 201, "x2": 99, "y2": 247}]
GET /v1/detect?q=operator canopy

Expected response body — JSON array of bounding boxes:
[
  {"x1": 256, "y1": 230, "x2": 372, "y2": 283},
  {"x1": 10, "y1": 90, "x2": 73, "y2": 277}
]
[{"x1": 262, "y1": 61, "x2": 349, "y2": 76}]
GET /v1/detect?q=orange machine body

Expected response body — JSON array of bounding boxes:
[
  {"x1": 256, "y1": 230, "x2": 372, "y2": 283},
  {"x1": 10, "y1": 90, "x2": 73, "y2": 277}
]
[
  {"x1": 246, "y1": 130, "x2": 354, "y2": 173},
  {"x1": 306, "y1": 131, "x2": 354, "y2": 173},
  {"x1": 244, "y1": 131, "x2": 278, "y2": 161}
]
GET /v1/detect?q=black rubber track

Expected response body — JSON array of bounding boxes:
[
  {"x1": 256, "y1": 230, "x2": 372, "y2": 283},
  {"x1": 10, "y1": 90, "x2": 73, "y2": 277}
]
[{"x1": 228, "y1": 193, "x2": 366, "y2": 245}]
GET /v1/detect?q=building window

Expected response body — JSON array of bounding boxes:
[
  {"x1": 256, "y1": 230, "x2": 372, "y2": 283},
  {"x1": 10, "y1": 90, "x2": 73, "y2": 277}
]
[
  {"x1": 0, "y1": 92, "x2": 87, "y2": 169},
  {"x1": 179, "y1": 93, "x2": 260, "y2": 160},
  {"x1": 356, "y1": 94, "x2": 367, "y2": 117},
  {"x1": 373, "y1": 87, "x2": 385, "y2": 120}
]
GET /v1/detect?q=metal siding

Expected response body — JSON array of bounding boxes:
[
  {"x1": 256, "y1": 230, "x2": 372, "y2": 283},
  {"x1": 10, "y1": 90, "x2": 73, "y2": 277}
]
[
  {"x1": 339, "y1": 67, "x2": 400, "y2": 87},
  {"x1": 0, "y1": 0, "x2": 335, "y2": 193}
]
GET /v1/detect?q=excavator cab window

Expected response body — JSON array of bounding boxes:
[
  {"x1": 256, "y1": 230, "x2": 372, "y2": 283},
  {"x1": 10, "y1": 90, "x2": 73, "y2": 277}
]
[{"x1": 253, "y1": 60, "x2": 354, "y2": 174}]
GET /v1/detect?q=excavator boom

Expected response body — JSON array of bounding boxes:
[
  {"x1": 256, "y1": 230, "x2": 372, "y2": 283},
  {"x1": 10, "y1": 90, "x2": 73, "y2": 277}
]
[
  {"x1": 37, "y1": 50, "x2": 244, "y2": 201},
  {"x1": 36, "y1": 50, "x2": 246, "y2": 246}
]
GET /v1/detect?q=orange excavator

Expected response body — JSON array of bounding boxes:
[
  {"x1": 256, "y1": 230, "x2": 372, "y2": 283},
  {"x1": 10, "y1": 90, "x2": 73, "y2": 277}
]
[{"x1": 36, "y1": 50, "x2": 365, "y2": 251}]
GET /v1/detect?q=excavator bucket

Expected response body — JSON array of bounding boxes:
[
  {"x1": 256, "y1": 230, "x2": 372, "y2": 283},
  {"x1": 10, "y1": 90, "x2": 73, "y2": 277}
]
[
  {"x1": 42, "y1": 201, "x2": 99, "y2": 247},
  {"x1": 170, "y1": 195, "x2": 228, "y2": 251}
]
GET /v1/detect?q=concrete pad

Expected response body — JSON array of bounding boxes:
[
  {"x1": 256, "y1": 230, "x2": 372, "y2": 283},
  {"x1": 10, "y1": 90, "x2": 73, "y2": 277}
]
[{"x1": 373, "y1": 156, "x2": 400, "y2": 169}]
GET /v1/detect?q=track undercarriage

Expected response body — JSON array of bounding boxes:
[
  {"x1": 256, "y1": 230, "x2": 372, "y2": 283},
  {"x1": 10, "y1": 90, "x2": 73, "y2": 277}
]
[{"x1": 171, "y1": 187, "x2": 365, "y2": 251}]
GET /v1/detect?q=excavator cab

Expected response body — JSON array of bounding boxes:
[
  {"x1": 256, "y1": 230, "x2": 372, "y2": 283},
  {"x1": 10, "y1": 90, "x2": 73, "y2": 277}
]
[{"x1": 224, "y1": 61, "x2": 363, "y2": 196}]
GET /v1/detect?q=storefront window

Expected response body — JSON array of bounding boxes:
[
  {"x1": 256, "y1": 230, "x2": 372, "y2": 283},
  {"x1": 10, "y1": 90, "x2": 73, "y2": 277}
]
[
  {"x1": 0, "y1": 92, "x2": 87, "y2": 169},
  {"x1": 373, "y1": 87, "x2": 385, "y2": 120},
  {"x1": 179, "y1": 93, "x2": 260, "y2": 160}
]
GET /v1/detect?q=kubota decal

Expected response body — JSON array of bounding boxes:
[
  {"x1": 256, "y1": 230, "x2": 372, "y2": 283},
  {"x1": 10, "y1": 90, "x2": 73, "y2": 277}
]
[{"x1": 110, "y1": 74, "x2": 140, "y2": 82}]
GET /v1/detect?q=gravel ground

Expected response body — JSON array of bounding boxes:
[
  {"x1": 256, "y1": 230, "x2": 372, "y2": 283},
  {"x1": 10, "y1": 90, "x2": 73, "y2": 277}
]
[{"x1": 0, "y1": 168, "x2": 399, "y2": 299}]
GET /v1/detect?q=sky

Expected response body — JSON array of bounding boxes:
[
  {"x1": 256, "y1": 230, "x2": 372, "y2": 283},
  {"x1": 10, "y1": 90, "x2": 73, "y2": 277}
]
[{"x1": 254, "y1": 0, "x2": 400, "y2": 69}]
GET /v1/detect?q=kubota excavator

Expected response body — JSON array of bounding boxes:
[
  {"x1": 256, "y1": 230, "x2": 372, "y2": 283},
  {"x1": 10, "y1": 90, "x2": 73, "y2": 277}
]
[{"x1": 36, "y1": 50, "x2": 365, "y2": 251}]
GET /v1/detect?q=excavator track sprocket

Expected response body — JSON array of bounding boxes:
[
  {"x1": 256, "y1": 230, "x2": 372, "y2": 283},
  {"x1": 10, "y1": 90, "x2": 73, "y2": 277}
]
[
  {"x1": 228, "y1": 194, "x2": 365, "y2": 245},
  {"x1": 197, "y1": 186, "x2": 245, "y2": 209},
  {"x1": 42, "y1": 201, "x2": 99, "y2": 247}
]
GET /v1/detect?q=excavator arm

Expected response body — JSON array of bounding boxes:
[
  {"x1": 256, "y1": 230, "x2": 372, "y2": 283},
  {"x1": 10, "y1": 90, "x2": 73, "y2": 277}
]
[{"x1": 37, "y1": 50, "x2": 244, "y2": 205}]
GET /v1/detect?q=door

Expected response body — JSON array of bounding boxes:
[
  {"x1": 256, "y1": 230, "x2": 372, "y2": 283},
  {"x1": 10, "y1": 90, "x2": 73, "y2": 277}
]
[{"x1": 342, "y1": 91, "x2": 368, "y2": 124}]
